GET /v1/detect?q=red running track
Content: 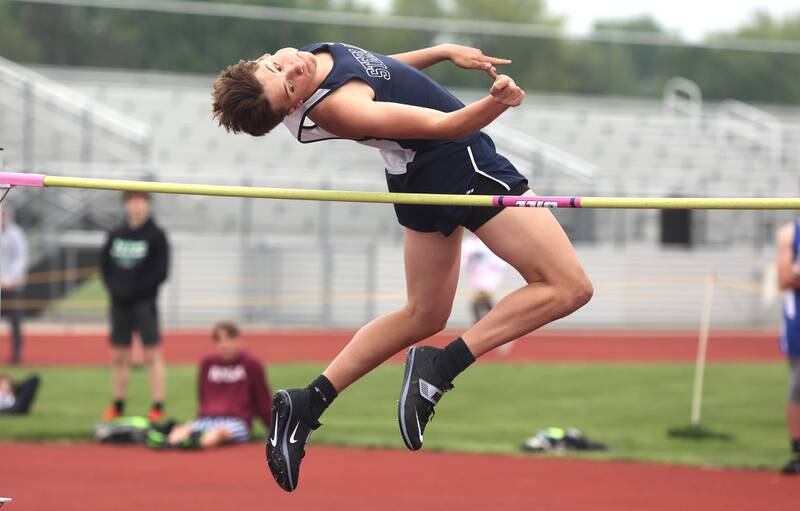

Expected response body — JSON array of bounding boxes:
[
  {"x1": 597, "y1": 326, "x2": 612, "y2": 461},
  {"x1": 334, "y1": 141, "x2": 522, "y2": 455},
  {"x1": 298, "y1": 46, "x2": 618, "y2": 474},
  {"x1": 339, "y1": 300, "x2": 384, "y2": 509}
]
[
  {"x1": 0, "y1": 330, "x2": 792, "y2": 511},
  {"x1": 1, "y1": 328, "x2": 784, "y2": 366},
  {"x1": 1, "y1": 442, "x2": 798, "y2": 511}
]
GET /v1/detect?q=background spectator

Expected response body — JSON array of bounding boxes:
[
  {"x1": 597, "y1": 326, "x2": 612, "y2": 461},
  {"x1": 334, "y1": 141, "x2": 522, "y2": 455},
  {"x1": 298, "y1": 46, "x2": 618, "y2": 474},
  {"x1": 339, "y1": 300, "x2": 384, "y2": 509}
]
[
  {"x1": 777, "y1": 219, "x2": 800, "y2": 474},
  {"x1": 0, "y1": 373, "x2": 40, "y2": 415},
  {"x1": 100, "y1": 191, "x2": 169, "y2": 422},
  {"x1": 146, "y1": 321, "x2": 271, "y2": 449},
  {"x1": 1, "y1": 207, "x2": 28, "y2": 365},
  {"x1": 461, "y1": 231, "x2": 507, "y2": 324}
]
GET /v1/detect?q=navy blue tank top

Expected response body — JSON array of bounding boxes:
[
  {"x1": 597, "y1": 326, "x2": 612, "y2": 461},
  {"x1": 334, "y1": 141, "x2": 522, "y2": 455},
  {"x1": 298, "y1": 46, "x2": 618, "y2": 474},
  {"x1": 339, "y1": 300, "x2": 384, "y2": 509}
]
[
  {"x1": 282, "y1": 42, "x2": 482, "y2": 175},
  {"x1": 781, "y1": 221, "x2": 800, "y2": 355}
]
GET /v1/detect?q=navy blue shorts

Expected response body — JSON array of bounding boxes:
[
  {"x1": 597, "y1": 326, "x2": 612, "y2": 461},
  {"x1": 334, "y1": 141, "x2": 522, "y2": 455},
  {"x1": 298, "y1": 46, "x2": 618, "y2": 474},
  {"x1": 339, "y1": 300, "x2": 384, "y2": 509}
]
[
  {"x1": 386, "y1": 134, "x2": 528, "y2": 236},
  {"x1": 110, "y1": 298, "x2": 161, "y2": 347}
]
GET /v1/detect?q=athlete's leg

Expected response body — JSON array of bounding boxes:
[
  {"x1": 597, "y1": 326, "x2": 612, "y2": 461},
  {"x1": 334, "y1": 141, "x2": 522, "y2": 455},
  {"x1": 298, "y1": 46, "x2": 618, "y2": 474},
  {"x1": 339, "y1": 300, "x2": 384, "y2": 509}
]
[
  {"x1": 111, "y1": 348, "x2": 131, "y2": 400},
  {"x1": 105, "y1": 304, "x2": 134, "y2": 419},
  {"x1": 784, "y1": 357, "x2": 800, "y2": 473},
  {"x1": 143, "y1": 346, "x2": 166, "y2": 403},
  {"x1": 464, "y1": 190, "x2": 593, "y2": 357},
  {"x1": 322, "y1": 227, "x2": 463, "y2": 392},
  {"x1": 139, "y1": 299, "x2": 165, "y2": 416},
  {"x1": 200, "y1": 427, "x2": 233, "y2": 448},
  {"x1": 397, "y1": 192, "x2": 592, "y2": 451},
  {"x1": 789, "y1": 357, "x2": 800, "y2": 438},
  {"x1": 167, "y1": 423, "x2": 193, "y2": 444},
  {"x1": 788, "y1": 401, "x2": 800, "y2": 439},
  {"x1": 163, "y1": 422, "x2": 229, "y2": 449},
  {"x1": 268, "y1": 230, "x2": 462, "y2": 490}
]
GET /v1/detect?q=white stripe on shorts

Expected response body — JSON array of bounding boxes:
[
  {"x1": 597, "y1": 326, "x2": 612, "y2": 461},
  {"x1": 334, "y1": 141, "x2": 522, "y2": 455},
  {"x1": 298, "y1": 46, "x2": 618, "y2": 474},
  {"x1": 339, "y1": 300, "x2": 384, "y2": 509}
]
[
  {"x1": 190, "y1": 416, "x2": 250, "y2": 443},
  {"x1": 467, "y1": 146, "x2": 511, "y2": 191}
]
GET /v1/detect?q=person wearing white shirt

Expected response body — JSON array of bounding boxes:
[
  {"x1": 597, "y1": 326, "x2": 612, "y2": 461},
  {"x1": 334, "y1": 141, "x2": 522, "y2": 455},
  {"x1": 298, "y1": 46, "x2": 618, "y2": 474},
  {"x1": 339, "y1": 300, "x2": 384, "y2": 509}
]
[
  {"x1": 1, "y1": 208, "x2": 28, "y2": 365},
  {"x1": 462, "y1": 232, "x2": 507, "y2": 323}
]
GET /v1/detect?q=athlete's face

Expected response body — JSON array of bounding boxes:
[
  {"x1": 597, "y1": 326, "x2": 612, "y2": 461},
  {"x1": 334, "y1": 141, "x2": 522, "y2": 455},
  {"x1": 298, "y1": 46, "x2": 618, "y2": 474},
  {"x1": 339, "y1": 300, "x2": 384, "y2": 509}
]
[
  {"x1": 253, "y1": 48, "x2": 318, "y2": 115},
  {"x1": 214, "y1": 330, "x2": 241, "y2": 360},
  {"x1": 125, "y1": 194, "x2": 150, "y2": 228},
  {"x1": 0, "y1": 376, "x2": 12, "y2": 396}
]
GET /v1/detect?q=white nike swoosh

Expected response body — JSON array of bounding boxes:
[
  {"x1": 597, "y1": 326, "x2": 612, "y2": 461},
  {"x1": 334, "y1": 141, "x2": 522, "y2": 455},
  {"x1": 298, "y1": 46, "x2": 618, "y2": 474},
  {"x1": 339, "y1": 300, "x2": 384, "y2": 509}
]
[
  {"x1": 415, "y1": 409, "x2": 423, "y2": 442},
  {"x1": 269, "y1": 414, "x2": 279, "y2": 447},
  {"x1": 289, "y1": 422, "x2": 301, "y2": 444}
]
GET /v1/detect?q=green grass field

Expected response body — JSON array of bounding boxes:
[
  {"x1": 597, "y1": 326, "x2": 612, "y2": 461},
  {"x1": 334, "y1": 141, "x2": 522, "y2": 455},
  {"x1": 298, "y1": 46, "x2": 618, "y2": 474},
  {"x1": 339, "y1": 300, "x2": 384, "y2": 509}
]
[
  {"x1": 1, "y1": 362, "x2": 790, "y2": 469},
  {"x1": 52, "y1": 275, "x2": 107, "y2": 311}
]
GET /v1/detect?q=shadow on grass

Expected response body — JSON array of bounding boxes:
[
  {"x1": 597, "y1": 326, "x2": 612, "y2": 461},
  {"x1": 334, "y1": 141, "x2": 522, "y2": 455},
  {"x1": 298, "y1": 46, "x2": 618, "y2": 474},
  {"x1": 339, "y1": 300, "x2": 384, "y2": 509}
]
[{"x1": 666, "y1": 425, "x2": 735, "y2": 441}]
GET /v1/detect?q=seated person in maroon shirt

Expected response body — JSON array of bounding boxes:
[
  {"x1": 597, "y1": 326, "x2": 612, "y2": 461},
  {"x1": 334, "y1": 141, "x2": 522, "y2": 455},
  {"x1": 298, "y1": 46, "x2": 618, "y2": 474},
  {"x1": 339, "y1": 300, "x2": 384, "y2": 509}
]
[{"x1": 148, "y1": 321, "x2": 271, "y2": 449}]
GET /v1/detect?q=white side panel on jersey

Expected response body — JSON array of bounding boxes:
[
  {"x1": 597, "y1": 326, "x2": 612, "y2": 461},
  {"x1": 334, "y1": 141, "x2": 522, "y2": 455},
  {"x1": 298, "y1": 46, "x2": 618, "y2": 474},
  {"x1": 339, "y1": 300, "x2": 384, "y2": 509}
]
[
  {"x1": 786, "y1": 292, "x2": 797, "y2": 320},
  {"x1": 282, "y1": 88, "x2": 332, "y2": 142},
  {"x1": 358, "y1": 139, "x2": 416, "y2": 175},
  {"x1": 282, "y1": 89, "x2": 417, "y2": 174}
]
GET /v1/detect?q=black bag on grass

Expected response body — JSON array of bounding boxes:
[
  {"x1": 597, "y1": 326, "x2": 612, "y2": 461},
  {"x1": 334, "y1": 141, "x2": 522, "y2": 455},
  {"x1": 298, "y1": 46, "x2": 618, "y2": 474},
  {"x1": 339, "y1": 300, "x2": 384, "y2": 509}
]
[
  {"x1": 93, "y1": 416, "x2": 152, "y2": 444},
  {"x1": 521, "y1": 427, "x2": 608, "y2": 452}
]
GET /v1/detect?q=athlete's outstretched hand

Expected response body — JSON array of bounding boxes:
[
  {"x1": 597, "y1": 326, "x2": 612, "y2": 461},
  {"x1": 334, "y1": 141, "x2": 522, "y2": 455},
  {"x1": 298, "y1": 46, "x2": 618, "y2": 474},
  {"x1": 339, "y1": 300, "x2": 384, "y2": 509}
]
[
  {"x1": 490, "y1": 74, "x2": 525, "y2": 107},
  {"x1": 445, "y1": 44, "x2": 511, "y2": 78}
]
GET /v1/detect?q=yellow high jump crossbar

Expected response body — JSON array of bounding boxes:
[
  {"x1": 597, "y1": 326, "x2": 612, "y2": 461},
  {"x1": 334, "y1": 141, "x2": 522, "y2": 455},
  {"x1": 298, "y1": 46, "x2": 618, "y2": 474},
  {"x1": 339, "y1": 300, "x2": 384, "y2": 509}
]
[{"x1": 1, "y1": 172, "x2": 799, "y2": 210}]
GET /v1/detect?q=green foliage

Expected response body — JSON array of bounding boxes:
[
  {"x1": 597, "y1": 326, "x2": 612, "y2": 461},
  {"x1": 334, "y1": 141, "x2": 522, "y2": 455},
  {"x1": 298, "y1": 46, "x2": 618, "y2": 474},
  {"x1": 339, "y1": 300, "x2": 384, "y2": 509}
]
[
  {"x1": 390, "y1": 0, "x2": 444, "y2": 18},
  {"x1": 449, "y1": 0, "x2": 547, "y2": 23},
  {"x1": 0, "y1": 2, "x2": 43, "y2": 61},
  {"x1": 569, "y1": 16, "x2": 668, "y2": 96},
  {"x1": 1, "y1": 362, "x2": 791, "y2": 469}
]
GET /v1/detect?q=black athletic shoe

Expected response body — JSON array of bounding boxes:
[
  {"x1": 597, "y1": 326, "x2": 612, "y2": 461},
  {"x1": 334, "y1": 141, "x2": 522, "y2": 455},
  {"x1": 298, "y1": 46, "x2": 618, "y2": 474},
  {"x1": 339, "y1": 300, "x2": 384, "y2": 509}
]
[
  {"x1": 265, "y1": 389, "x2": 320, "y2": 492},
  {"x1": 397, "y1": 346, "x2": 453, "y2": 451},
  {"x1": 781, "y1": 457, "x2": 800, "y2": 475}
]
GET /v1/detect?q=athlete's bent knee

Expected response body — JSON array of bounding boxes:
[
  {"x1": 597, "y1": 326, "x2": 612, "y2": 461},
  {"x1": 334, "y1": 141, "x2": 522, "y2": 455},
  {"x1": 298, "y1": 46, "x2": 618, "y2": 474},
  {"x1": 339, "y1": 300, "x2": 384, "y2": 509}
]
[
  {"x1": 425, "y1": 318, "x2": 448, "y2": 337},
  {"x1": 558, "y1": 274, "x2": 593, "y2": 315},
  {"x1": 405, "y1": 303, "x2": 450, "y2": 338},
  {"x1": 572, "y1": 274, "x2": 594, "y2": 310},
  {"x1": 414, "y1": 316, "x2": 448, "y2": 339}
]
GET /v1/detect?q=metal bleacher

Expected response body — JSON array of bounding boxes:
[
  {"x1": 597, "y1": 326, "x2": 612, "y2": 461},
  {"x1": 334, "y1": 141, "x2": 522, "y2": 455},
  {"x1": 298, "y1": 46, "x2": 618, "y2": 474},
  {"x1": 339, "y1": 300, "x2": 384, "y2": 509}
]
[
  {"x1": 3, "y1": 60, "x2": 799, "y2": 326},
  {"x1": 5, "y1": 64, "x2": 798, "y2": 248}
]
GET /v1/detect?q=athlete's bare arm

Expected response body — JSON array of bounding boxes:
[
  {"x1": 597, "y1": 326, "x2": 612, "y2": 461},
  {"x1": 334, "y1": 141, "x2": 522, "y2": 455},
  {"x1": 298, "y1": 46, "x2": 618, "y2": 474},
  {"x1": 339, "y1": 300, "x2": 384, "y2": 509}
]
[
  {"x1": 390, "y1": 44, "x2": 511, "y2": 77},
  {"x1": 777, "y1": 222, "x2": 800, "y2": 290},
  {"x1": 310, "y1": 74, "x2": 524, "y2": 140}
]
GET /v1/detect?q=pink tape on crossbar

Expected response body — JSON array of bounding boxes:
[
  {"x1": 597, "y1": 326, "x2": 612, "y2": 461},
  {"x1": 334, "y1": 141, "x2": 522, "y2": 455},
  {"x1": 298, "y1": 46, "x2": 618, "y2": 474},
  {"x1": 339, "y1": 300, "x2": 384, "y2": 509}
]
[
  {"x1": 0, "y1": 172, "x2": 46, "y2": 187},
  {"x1": 492, "y1": 195, "x2": 581, "y2": 208}
]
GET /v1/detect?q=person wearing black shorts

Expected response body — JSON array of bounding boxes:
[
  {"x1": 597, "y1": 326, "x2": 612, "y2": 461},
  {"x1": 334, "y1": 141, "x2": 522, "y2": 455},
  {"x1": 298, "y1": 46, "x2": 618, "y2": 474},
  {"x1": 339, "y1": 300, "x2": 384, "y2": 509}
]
[
  {"x1": 212, "y1": 42, "x2": 593, "y2": 491},
  {"x1": 100, "y1": 191, "x2": 169, "y2": 422}
]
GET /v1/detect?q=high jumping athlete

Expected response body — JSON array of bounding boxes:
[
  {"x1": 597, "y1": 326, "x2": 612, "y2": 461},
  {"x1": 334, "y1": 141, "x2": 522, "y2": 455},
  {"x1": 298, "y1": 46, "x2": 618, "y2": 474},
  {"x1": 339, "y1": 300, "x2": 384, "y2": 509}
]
[{"x1": 212, "y1": 42, "x2": 593, "y2": 491}]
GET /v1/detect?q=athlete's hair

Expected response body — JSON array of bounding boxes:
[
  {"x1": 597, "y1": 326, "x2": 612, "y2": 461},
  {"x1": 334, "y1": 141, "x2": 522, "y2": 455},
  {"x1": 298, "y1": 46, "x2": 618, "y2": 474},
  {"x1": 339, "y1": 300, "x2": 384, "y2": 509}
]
[
  {"x1": 212, "y1": 60, "x2": 286, "y2": 137},
  {"x1": 122, "y1": 190, "x2": 150, "y2": 202},
  {"x1": 212, "y1": 321, "x2": 241, "y2": 341}
]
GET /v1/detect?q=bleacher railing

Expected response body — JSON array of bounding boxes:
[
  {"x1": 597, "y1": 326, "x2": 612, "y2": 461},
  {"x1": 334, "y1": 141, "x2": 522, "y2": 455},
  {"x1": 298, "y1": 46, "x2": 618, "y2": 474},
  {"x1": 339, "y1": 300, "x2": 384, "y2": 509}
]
[
  {"x1": 715, "y1": 99, "x2": 783, "y2": 171},
  {"x1": 485, "y1": 122, "x2": 596, "y2": 181},
  {"x1": 663, "y1": 77, "x2": 703, "y2": 126},
  {"x1": 0, "y1": 55, "x2": 153, "y2": 162}
]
